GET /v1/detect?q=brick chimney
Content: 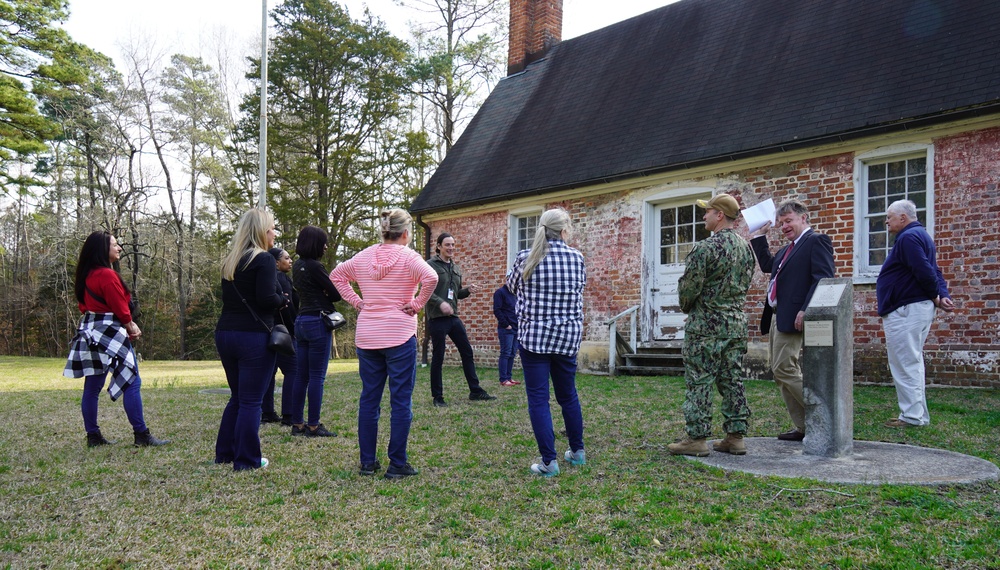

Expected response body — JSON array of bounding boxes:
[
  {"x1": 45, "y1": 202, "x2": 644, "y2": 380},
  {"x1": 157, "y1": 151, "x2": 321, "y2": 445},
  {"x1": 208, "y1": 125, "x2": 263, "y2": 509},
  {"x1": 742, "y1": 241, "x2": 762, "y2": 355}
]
[{"x1": 508, "y1": 0, "x2": 563, "y2": 75}]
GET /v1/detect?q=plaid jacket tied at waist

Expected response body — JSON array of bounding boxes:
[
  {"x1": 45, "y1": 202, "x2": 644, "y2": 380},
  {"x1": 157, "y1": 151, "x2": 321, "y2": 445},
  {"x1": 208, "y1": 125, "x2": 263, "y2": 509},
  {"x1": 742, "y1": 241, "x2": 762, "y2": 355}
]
[{"x1": 63, "y1": 312, "x2": 138, "y2": 401}]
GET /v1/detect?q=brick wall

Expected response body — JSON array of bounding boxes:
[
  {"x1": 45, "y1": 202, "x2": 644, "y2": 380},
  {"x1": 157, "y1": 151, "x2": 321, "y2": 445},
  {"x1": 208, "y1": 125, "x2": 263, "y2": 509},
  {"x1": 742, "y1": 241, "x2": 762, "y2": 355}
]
[{"x1": 428, "y1": 125, "x2": 1000, "y2": 387}]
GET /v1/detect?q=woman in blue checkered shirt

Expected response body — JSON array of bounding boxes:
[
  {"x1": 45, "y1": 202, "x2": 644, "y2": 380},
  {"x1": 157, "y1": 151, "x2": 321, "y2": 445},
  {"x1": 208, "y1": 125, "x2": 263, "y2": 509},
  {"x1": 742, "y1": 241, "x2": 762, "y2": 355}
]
[{"x1": 506, "y1": 208, "x2": 587, "y2": 477}]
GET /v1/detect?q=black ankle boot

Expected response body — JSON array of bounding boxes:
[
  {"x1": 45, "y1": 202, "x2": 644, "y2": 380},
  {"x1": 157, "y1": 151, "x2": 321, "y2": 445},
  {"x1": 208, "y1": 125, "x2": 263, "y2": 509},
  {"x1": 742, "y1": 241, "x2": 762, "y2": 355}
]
[
  {"x1": 86, "y1": 430, "x2": 113, "y2": 448},
  {"x1": 134, "y1": 429, "x2": 170, "y2": 447}
]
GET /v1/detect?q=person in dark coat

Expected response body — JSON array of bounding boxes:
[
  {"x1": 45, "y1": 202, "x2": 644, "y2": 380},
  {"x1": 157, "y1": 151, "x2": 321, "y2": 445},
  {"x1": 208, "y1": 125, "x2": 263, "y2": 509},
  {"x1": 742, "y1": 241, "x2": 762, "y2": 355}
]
[
  {"x1": 262, "y1": 247, "x2": 298, "y2": 425},
  {"x1": 750, "y1": 199, "x2": 835, "y2": 441}
]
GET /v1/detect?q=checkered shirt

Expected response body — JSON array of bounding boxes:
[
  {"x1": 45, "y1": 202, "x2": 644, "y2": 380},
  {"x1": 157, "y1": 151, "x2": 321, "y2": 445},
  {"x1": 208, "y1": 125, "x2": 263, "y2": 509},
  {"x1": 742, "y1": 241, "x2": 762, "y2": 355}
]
[
  {"x1": 507, "y1": 240, "x2": 587, "y2": 356},
  {"x1": 63, "y1": 312, "x2": 138, "y2": 401}
]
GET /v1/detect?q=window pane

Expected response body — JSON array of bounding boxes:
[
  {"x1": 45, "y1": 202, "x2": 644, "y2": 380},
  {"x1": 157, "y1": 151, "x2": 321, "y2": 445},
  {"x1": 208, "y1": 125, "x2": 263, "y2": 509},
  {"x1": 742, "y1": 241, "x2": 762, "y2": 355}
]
[
  {"x1": 870, "y1": 232, "x2": 886, "y2": 250},
  {"x1": 868, "y1": 196, "x2": 885, "y2": 215},
  {"x1": 678, "y1": 244, "x2": 693, "y2": 260},
  {"x1": 909, "y1": 175, "x2": 925, "y2": 192},
  {"x1": 869, "y1": 163, "x2": 886, "y2": 179},
  {"x1": 868, "y1": 180, "x2": 886, "y2": 197},
  {"x1": 661, "y1": 208, "x2": 675, "y2": 227},
  {"x1": 869, "y1": 250, "x2": 886, "y2": 265},
  {"x1": 678, "y1": 225, "x2": 692, "y2": 244},
  {"x1": 661, "y1": 227, "x2": 675, "y2": 246},
  {"x1": 887, "y1": 177, "x2": 905, "y2": 196},
  {"x1": 910, "y1": 191, "x2": 926, "y2": 209},
  {"x1": 887, "y1": 160, "x2": 906, "y2": 178},
  {"x1": 908, "y1": 158, "x2": 926, "y2": 175},
  {"x1": 660, "y1": 247, "x2": 672, "y2": 265},
  {"x1": 869, "y1": 216, "x2": 885, "y2": 233},
  {"x1": 678, "y1": 206, "x2": 693, "y2": 225}
]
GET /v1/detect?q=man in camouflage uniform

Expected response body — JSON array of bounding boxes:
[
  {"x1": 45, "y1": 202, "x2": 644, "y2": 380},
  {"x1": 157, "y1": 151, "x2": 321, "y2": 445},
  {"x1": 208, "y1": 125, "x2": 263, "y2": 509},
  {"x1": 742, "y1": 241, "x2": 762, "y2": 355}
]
[{"x1": 668, "y1": 194, "x2": 756, "y2": 457}]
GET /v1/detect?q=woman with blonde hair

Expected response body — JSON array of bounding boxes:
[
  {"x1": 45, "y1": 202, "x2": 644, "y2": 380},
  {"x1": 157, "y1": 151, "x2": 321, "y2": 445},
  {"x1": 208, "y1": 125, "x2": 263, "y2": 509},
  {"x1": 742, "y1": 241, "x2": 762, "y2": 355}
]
[
  {"x1": 330, "y1": 208, "x2": 438, "y2": 479},
  {"x1": 214, "y1": 208, "x2": 286, "y2": 471},
  {"x1": 506, "y1": 208, "x2": 587, "y2": 477}
]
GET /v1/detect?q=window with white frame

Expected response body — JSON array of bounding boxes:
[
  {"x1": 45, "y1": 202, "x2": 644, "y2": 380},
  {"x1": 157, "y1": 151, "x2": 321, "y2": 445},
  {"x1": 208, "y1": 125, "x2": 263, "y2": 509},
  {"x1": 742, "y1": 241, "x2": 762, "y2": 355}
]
[
  {"x1": 856, "y1": 144, "x2": 933, "y2": 276},
  {"x1": 509, "y1": 212, "x2": 540, "y2": 265}
]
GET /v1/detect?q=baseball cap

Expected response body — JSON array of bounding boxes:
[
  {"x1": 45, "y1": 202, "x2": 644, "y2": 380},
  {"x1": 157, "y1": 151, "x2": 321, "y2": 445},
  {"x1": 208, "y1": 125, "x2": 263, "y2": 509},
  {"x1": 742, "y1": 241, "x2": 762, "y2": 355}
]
[{"x1": 695, "y1": 194, "x2": 741, "y2": 218}]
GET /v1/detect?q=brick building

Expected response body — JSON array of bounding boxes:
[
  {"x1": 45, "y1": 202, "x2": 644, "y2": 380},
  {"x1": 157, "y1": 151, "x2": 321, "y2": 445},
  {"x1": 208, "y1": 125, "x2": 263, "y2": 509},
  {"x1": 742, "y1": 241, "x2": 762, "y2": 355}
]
[{"x1": 411, "y1": 0, "x2": 1000, "y2": 387}]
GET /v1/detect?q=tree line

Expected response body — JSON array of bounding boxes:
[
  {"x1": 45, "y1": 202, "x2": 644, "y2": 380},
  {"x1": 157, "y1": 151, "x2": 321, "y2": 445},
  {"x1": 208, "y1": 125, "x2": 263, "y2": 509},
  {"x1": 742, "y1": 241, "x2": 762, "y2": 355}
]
[{"x1": 0, "y1": 0, "x2": 506, "y2": 358}]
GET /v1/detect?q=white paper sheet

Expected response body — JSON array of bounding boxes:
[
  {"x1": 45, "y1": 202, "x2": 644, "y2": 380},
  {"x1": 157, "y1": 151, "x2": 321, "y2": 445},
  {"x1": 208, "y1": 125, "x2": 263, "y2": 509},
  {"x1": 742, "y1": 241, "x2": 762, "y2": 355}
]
[{"x1": 742, "y1": 198, "x2": 776, "y2": 233}]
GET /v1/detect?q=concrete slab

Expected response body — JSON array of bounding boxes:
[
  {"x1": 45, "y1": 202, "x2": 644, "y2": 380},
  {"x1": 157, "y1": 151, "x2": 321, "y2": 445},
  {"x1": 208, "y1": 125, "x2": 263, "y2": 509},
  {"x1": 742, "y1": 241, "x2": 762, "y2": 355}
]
[{"x1": 684, "y1": 437, "x2": 999, "y2": 485}]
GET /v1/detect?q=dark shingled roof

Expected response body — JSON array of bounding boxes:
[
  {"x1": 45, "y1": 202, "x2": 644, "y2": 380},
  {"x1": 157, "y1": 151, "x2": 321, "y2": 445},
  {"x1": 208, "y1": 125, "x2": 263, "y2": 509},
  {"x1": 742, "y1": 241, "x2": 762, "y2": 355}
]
[{"x1": 411, "y1": 0, "x2": 1000, "y2": 214}]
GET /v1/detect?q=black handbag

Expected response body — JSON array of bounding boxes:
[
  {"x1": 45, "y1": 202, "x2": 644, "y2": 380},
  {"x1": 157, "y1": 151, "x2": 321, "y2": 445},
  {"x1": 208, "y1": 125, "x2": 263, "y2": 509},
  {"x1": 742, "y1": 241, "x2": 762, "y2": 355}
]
[
  {"x1": 321, "y1": 310, "x2": 347, "y2": 331},
  {"x1": 267, "y1": 324, "x2": 296, "y2": 355},
  {"x1": 228, "y1": 280, "x2": 296, "y2": 356}
]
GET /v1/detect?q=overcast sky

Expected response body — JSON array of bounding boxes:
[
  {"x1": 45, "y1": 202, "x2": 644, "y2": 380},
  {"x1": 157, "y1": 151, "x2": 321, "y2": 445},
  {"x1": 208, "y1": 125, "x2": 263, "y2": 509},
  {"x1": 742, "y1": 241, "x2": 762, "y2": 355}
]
[{"x1": 62, "y1": 0, "x2": 678, "y2": 66}]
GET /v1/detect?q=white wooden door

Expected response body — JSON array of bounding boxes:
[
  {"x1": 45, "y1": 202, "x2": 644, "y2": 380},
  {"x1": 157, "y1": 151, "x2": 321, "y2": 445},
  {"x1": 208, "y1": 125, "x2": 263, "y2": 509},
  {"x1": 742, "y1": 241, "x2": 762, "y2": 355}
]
[{"x1": 650, "y1": 201, "x2": 710, "y2": 340}]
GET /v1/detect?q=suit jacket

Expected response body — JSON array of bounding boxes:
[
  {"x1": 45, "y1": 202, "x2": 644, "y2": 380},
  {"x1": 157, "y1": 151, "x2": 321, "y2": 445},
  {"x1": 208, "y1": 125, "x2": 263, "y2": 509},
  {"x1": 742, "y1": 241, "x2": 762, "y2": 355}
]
[{"x1": 751, "y1": 229, "x2": 835, "y2": 334}]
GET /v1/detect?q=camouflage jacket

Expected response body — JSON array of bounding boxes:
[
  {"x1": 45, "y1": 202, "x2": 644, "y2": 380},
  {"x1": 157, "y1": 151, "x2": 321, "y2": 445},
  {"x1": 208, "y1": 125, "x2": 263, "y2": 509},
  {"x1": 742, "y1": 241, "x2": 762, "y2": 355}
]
[{"x1": 677, "y1": 228, "x2": 755, "y2": 338}]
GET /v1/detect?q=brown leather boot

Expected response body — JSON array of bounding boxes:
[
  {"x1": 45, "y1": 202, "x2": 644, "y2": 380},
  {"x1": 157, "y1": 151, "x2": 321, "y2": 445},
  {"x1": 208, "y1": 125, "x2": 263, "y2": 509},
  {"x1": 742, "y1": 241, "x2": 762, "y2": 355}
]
[
  {"x1": 667, "y1": 436, "x2": 709, "y2": 457},
  {"x1": 712, "y1": 433, "x2": 747, "y2": 455}
]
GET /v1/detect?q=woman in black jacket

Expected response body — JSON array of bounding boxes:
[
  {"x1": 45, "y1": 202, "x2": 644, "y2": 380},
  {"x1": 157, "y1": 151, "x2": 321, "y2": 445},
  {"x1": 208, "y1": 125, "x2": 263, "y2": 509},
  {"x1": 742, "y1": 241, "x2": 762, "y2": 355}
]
[
  {"x1": 290, "y1": 225, "x2": 342, "y2": 437},
  {"x1": 214, "y1": 208, "x2": 285, "y2": 470}
]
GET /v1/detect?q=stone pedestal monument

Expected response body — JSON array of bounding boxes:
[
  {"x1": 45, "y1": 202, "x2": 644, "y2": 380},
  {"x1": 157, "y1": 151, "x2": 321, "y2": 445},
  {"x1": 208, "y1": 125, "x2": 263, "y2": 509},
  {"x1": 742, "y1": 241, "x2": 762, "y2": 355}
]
[{"x1": 801, "y1": 277, "x2": 854, "y2": 458}]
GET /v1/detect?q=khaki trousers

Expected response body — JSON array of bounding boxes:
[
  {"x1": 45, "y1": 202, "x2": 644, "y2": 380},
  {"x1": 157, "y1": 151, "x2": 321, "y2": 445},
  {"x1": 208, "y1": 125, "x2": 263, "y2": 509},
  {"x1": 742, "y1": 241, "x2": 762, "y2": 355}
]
[{"x1": 769, "y1": 318, "x2": 805, "y2": 431}]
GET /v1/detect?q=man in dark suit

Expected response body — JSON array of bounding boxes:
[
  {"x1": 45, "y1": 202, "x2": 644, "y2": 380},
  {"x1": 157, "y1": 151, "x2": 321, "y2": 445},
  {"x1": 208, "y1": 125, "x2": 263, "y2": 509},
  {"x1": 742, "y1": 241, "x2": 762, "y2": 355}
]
[{"x1": 750, "y1": 199, "x2": 835, "y2": 441}]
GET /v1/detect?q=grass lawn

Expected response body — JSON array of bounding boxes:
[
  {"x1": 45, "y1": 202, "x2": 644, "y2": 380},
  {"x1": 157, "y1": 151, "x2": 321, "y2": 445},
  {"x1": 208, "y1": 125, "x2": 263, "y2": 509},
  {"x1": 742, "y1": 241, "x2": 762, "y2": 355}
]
[{"x1": 1, "y1": 356, "x2": 998, "y2": 568}]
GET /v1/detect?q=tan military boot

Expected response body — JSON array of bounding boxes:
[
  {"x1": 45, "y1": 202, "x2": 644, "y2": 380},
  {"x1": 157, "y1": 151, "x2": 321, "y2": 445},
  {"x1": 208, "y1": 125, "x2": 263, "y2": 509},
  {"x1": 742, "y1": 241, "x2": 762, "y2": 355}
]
[
  {"x1": 712, "y1": 433, "x2": 746, "y2": 455},
  {"x1": 668, "y1": 436, "x2": 709, "y2": 457}
]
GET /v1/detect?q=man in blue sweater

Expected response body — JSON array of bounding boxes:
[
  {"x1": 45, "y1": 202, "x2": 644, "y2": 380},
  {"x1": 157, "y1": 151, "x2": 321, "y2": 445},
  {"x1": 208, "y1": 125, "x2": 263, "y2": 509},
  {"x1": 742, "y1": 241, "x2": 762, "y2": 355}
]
[{"x1": 876, "y1": 199, "x2": 955, "y2": 427}]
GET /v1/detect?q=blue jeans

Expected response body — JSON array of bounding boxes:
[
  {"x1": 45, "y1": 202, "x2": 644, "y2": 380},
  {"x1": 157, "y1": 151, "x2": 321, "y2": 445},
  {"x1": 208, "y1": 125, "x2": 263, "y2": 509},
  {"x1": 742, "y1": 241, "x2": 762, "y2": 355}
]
[
  {"x1": 265, "y1": 349, "x2": 297, "y2": 417},
  {"x1": 520, "y1": 348, "x2": 585, "y2": 464},
  {"x1": 357, "y1": 336, "x2": 417, "y2": 468},
  {"x1": 429, "y1": 316, "x2": 484, "y2": 399},
  {"x1": 215, "y1": 330, "x2": 276, "y2": 471},
  {"x1": 497, "y1": 327, "x2": 519, "y2": 382},
  {"x1": 292, "y1": 315, "x2": 331, "y2": 426},
  {"x1": 82, "y1": 368, "x2": 146, "y2": 434}
]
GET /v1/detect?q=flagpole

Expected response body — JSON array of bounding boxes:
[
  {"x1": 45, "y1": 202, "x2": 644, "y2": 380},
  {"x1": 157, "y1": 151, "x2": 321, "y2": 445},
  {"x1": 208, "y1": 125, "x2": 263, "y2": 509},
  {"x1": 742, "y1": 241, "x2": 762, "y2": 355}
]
[{"x1": 257, "y1": 0, "x2": 268, "y2": 208}]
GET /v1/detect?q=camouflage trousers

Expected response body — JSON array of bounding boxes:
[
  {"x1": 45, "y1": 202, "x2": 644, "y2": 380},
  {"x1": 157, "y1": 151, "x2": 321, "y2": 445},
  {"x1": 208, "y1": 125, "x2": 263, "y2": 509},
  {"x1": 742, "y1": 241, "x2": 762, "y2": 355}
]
[{"x1": 681, "y1": 333, "x2": 751, "y2": 439}]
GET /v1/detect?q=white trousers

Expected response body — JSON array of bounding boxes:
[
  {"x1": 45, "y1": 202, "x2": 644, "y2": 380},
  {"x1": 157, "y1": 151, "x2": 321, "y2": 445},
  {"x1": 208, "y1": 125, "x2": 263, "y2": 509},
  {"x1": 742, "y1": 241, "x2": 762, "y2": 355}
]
[{"x1": 883, "y1": 300, "x2": 935, "y2": 426}]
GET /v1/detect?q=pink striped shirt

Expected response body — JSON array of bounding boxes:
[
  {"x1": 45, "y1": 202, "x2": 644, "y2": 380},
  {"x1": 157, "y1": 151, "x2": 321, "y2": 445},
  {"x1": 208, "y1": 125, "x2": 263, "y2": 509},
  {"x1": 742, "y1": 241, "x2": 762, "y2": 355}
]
[{"x1": 329, "y1": 244, "x2": 438, "y2": 350}]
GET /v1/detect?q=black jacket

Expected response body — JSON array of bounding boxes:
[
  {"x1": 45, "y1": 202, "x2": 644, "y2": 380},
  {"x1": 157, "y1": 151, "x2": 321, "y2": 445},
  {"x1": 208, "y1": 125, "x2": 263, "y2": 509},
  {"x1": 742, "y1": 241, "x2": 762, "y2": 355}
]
[
  {"x1": 751, "y1": 229, "x2": 835, "y2": 334},
  {"x1": 292, "y1": 258, "x2": 341, "y2": 316}
]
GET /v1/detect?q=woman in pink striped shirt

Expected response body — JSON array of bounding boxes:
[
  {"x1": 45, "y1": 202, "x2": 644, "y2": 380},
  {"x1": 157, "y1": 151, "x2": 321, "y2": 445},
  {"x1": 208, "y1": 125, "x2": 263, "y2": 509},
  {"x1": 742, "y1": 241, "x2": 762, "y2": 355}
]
[{"x1": 330, "y1": 208, "x2": 438, "y2": 479}]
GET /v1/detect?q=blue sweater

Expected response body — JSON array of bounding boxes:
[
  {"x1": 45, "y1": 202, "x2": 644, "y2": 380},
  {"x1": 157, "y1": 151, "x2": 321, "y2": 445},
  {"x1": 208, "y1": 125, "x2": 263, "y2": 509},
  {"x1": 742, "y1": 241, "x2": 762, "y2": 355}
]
[
  {"x1": 876, "y1": 221, "x2": 950, "y2": 317},
  {"x1": 493, "y1": 285, "x2": 518, "y2": 329}
]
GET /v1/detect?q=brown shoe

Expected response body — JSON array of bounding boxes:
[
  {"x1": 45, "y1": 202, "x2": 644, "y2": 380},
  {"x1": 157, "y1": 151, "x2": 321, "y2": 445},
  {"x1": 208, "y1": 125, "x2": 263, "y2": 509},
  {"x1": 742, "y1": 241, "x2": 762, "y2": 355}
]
[
  {"x1": 777, "y1": 428, "x2": 805, "y2": 441},
  {"x1": 885, "y1": 418, "x2": 917, "y2": 428},
  {"x1": 668, "y1": 436, "x2": 709, "y2": 457},
  {"x1": 712, "y1": 434, "x2": 746, "y2": 455}
]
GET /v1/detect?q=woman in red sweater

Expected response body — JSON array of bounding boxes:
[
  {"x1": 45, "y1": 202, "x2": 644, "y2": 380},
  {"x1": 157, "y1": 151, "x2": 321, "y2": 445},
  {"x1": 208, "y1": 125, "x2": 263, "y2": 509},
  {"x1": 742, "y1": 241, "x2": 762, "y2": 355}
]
[{"x1": 63, "y1": 231, "x2": 170, "y2": 448}]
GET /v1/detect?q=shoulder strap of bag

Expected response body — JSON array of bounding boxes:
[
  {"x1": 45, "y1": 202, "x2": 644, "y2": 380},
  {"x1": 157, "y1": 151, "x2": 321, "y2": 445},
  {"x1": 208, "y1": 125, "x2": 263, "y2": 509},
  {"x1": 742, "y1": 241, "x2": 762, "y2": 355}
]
[
  {"x1": 226, "y1": 280, "x2": 272, "y2": 333},
  {"x1": 85, "y1": 284, "x2": 107, "y2": 306}
]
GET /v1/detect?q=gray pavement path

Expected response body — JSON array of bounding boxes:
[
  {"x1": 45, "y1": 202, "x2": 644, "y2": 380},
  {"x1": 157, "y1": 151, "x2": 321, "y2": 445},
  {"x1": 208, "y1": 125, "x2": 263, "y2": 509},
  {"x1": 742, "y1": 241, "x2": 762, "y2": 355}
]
[{"x1": 684, "y1": 438, "x2": 999, "y2": 485}]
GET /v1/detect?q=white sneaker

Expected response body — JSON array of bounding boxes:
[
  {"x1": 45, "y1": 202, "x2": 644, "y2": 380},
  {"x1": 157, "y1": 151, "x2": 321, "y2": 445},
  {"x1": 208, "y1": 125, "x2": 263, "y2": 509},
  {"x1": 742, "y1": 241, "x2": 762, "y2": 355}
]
[
  {"x1": 564, "y1": 449, "x2": 586, "y2": 466},
  {"x1": 530, "y1": 459, "x2": 559, "y2": 477}
]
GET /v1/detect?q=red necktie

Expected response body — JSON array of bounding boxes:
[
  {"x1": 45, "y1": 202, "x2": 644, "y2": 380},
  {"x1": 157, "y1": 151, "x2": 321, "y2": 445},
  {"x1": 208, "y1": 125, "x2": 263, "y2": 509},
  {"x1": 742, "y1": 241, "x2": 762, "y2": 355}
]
[{"x1": 768, "y1": 241, "x2": 794, "y2": 304}]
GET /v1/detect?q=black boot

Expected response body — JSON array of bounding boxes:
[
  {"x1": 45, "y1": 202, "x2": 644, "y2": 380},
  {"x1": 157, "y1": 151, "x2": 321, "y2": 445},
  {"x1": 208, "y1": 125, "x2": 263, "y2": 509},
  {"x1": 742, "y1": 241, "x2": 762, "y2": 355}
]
[
  {"x1": 134, "y1": 429, "x2": 170, "y2": 447},
  {"x1": 86, "y1": 430, "x2": 113, "y2": 448}
]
